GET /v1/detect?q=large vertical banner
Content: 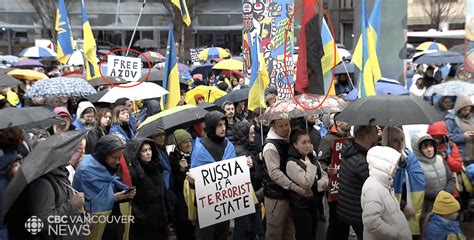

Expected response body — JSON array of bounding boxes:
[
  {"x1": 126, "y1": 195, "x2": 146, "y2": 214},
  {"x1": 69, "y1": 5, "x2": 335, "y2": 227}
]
[
  {"x1": 464, "y1": 0, "x2": 474, "y2": 78},
  {"x1": 242, "y1": 0, "x2": 295, "y2": 99},
  {"x1": 328, "y1": 138, "x2": 346, "y2": 202}
]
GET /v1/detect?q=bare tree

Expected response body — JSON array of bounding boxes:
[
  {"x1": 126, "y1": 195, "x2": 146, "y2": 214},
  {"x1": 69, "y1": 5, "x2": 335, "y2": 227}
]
[
  {"x1": 160, "y1": 0, "x2": 197, "y2": 61},
  {"x1": 29, "y1": 0, "x2": 74, "y2": 43},
  {"x1": 420, "y1": 0, "x2": 457, "y2": 30}
]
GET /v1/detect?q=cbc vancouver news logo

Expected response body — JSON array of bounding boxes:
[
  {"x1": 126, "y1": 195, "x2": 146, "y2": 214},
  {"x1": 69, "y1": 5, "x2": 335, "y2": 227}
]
[{"x1": 25, "y1": 216, "x2": 44, "y2": 235}]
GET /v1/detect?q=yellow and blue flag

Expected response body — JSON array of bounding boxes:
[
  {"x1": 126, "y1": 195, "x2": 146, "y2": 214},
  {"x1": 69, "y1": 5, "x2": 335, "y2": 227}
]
[
  {"x1": 247, "y1": 33, "x2": 270, "y2": 111},
  {"x1": 171, "y1": 0, "x2": 191, "y2": 27},
  {"x1": 352, "y1": 0, "x2": 381, "y2": 98},
  {"x1": 55, "y1": 0, "x2": 74, "y2": 64},
  {"x1": 81, "y1": 0, "x2": 99, "y2": 80},
  {"x1": 162, "y1": 24, "x2": 181, "y2": 110},
  {"x1": 321, "y1": 18, "x2": 341, "y2": 96}
]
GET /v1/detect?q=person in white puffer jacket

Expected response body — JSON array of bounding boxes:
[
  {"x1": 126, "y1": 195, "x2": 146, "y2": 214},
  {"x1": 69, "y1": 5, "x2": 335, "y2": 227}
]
[{"x1": 361, "y1": 146, "x2": 412, "y2": 240}]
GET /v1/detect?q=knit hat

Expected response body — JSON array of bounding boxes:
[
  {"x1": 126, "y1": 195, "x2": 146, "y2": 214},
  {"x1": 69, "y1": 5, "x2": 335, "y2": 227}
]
[
  {"x1": 173, "y1": 129, "x2": 192, "y2": 146},
  {"x1": 53, "y1": 107, "x2": 71, "y2": 119},
  {"x1": 194, "y1": 93, "x2": 204, "y2": 103},
  {"x1": 432, "y1": 190, "x2": 460, "y2": 215}
]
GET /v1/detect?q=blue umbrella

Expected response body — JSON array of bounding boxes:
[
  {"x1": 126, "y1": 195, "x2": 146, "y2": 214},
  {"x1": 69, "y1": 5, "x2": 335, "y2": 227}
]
[
  {"x1": 413, "y1": 51, "x2": 464, "y2": 65},
  {"x1": 345, "y1": 78, "x2": 409, "y2": 101},
  {"x1": 334, "y1": 62, "x2": 354, "y2": 75},
  {"x1": 25, "y1": 77, "x2": 96, "y2": 98},
  {"x1": 190, "y1": 64, "x2": 218, "y2": 79},
  {"x1": 13, "y1": 59, "x2": 43, "y2": 69}
]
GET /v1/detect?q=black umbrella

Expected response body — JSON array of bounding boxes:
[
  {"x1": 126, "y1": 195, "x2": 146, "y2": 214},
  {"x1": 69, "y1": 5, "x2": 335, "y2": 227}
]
[
  {"x1": 142, "y1": 69, "x2": 189, "y2": 86},
  {"x1": 88, "y1": 76, "x2": 128, "y2": 87},
  {"x1": 337, "y1": 95, "x2": 443, "y2": 126},
  {"x1": 197, "y1": 102, "x2": 223, "y2": 112},
  {"x1": 3, "y1": 130, "x2": 87, "y2": 216},
  {"x1": 0, "y1": 74, "x2": 22, "y2": 87},
  {"x1": 0, "y1": 68, "x2": 13, "y2": 74},
  {"x1": 86, "y1": 89, "x2": 109, "y2": 103},
  {"x1": 413, "y1": 51, "x2": 464, "y2": 65},
  {"x1": 137, "y1": 105, "x2": 208, "y2": 137},
  {"x1": 0, "y1": 107, "x2": 64, "y2": 130},
  {"x1": 133, "y1": 38, "x2": 158, "y2": 49},
  {"x1": 214, "y1": 88, "x2": 249, "y2": 106},
  {"x1": 190, "y1": 64, "x2": 218, "y2": 78}
]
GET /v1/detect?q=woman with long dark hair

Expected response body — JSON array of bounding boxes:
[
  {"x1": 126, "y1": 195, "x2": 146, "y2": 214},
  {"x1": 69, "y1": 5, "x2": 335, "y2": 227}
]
[{"x1": 86, "y1": 108, "x2": 112, "y2": 154}]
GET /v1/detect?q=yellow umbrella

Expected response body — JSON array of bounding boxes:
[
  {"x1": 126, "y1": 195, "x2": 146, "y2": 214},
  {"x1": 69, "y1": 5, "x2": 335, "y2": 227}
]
[
  {"x1": 185, "y1": 85, "x2": 227, "y2": 105},
  {"x1": 416, "y1": 42, "x2": 448, "y2": 52},
  {"x1": 212, "y1": 59, "x2": 244, "y2": 70},
  {"x1": 7, "y1": 69, "x2": 49, "y2": 81}
]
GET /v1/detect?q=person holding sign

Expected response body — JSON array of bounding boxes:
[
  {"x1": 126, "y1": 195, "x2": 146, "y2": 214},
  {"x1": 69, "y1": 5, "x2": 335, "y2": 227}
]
[
  {"x1": 286, "y1": 128, "x2": 328, "y2": 240},
  {"x1": 188, "y1": 111, "x2": 236, "y2": 240}
]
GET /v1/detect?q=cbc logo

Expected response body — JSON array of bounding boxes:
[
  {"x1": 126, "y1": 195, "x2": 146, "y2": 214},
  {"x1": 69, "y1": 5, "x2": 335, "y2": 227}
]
[{"x1": 25, "y1": 216, "x2": 44, "y2": 235}]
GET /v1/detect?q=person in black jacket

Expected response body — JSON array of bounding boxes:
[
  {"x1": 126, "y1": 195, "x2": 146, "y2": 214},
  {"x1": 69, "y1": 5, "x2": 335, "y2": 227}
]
[
  {"x1": 125, "y1": 137, "x2": 171, "y2": 240},
  {"x1": 85, "y1": 108, "x2": 112, "y2": 154},
  {"x1": 169, "y1": 129, "x2": 195, "y2": 240},
  {"x1": 232, "y1": 121, "x2": 265, "y2": 240},
  {"x1": 286, "y1": 128, "x2": 328, "y2": 240},
  {"x1": 337, "y1": 125, "x2": 380, "y2": 240}
]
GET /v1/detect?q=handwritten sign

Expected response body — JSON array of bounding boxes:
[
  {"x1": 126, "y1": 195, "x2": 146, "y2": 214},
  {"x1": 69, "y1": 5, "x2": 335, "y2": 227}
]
[
  {"x1": 328, "y1": 138, "x2": 347, "y2": 202},
  {"x1": 107, "y1": 55, "x2": 142, "y2": 82},
  {"x1": 190, "y1": 156, "x2": 255, "y2": 228}
]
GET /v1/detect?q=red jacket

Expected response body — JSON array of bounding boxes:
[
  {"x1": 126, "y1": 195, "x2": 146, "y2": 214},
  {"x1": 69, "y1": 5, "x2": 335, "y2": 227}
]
[{"x1": 427, "y1": 121, "x2": 463, "y2": 173}]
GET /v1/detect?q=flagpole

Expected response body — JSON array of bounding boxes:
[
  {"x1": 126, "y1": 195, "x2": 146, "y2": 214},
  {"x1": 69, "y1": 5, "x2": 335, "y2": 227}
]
[
  {"x1": 125, "y1": 0, "x2": 147, "y2": 56},
  {"x1": 341, "y1": 56, "x2": 355, "y2": 89}
]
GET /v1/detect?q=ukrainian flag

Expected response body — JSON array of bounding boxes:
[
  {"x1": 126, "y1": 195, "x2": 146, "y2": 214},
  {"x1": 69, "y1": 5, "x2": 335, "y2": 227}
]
[
  {"x1": 247, "y1": 33, "x2": 270, "y2": 111},
  {"x1": 393, "y1": 150, "x2": 426, "y2": 235},
  {"x1": 352, "y1": 0, "x2": 382, "y2": 98},
  {"x1": 81, "y1": 0, "x2": 99, "y2": 80},
  {"x1": 55, "y1": 0, "x2": 74, "y2": 64},
  {"x1": 162, "y1": 24, "x2": 181, "y2": 110},
  {"x1": 171, "y1": 0, "x2": 191, "y2": 27},
  {"x1": 321, "y1": 18, "x2": 341, "y2": 96}
]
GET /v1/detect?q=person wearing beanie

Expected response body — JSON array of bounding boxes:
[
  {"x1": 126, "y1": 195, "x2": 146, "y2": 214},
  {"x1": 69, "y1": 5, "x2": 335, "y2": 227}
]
[
  {"x1": 187, "y1": 111, "x2": 236, "y2": 239},
  {"x1": 169, "y1": 129, "x2": 195, "y2": 240},
  {"x1": 49, "y1": 106, "x2": 75, "y2": 134},
  {"x1": 361, "y1": 146, "x2": 412, "y2": 240},
  {"x1": 426, "y1": 191, "x2": 465, "y2": 239},
  {"x1": 411, "y1": 134, "x2": 456, "y2": 238},
  {"x1": 445, "y1": 95, "x2": 474, "y2": 164},
  {"x1": 73, "y1": 135, "x2": 136, "y2": 239},
  {"x1": 194, "y1": 93, "x2": 205, "y2": 104}
]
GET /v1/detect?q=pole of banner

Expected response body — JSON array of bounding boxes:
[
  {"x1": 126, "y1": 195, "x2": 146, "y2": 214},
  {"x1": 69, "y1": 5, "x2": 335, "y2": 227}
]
[
  {"x1": 125, "y1": 0, "x2": 147, "y2": 56},
  {"x1": 341, "y1": 56, "x2": 355, "y2": 89},
  {"x1": 115, "y1": 0, "x2": 121, "y2": 27}
]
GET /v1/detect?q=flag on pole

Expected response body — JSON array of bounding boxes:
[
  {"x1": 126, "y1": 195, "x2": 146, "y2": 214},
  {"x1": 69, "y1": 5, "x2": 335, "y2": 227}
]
[
  {"x1": 162, "y1": 24, "x2": 181, "y2": 110},
  {"x1": 247, "y1": 33, "x2": 270, "y2": 111},
  {"x1": 320, "y1": 17, "x2": 341, "y2": 95},
  {"x1": 81, "y1": 0, "x2": 99, "y2": 80},
  {"x1": 352, "y1": 0, "x2": 382, "y2": 98},
  {"x1": 295, "y1": 0, "x2": 325, "y2": 95},
  {"x1": 55, "y1": 0, "x2": 74, "y2": 64},
  {"x1": 171, "y1": 0, "x2": 191, "y2": 27}
]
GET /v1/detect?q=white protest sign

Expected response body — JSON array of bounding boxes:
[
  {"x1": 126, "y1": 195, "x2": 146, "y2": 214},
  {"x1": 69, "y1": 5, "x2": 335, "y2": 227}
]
[
  {"x1": 190, "y1": 156, "x2": 255, "y2": 228},
  {"x1": 107, "y1": 55, "x2": 142, "y2": 82}
]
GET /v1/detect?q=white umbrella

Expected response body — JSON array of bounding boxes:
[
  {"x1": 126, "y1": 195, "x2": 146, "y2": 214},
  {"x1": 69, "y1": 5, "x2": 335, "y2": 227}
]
[
  {"x1": 98, "y1": 82, "x2": 168, "y2": 103},
  {"x1": 67, "y1": 50, "x2": 99, "y2": 66}
]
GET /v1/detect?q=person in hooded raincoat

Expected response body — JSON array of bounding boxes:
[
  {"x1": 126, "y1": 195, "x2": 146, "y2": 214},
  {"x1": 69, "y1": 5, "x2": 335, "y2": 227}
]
[
  {"x1": 72, "y1": 101, "x2": 96, "y2": 131},
  {"x1": 445, "y1": 95, "x2": 474, "y2": 164},
  {"x1": 361, "y1": 146, "x2": 412, "y2": 240},
  {"x1": 187, "y1": 111, "x2": 236, "y2": 240},
  {"x1": 73, "y1": 135, "x2": 136, "y2": 240},
  {"x1": 124, "y1": 138, "x2": 171, "y2": 240}
]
